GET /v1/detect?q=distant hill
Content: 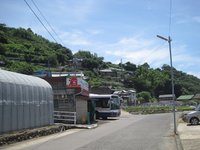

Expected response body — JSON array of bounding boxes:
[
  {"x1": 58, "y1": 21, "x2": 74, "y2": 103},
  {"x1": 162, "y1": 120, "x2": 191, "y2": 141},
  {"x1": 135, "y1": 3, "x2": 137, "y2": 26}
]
[
  {"x1": 72, "y1": 51, "x2": 200, "y2": 99},
  {"x1": 0, "y1": 23, "x2": 73, "y2": 74},
  {"x1": 1, "y1": 24, "x2": 200, "y2": 100}
]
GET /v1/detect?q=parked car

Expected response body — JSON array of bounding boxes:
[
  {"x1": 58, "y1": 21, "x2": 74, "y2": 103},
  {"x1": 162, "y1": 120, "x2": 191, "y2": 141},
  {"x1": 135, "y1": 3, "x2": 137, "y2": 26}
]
[{"x1": 182, "y1": 104, "x2": 200, "y2": 125}]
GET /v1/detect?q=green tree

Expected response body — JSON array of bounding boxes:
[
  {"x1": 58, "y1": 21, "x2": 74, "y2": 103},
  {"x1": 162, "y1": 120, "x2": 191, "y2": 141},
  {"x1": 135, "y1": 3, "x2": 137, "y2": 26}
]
[
  {"x1": 0, "y1": 44, "x2": 7, "y2": 54},
  {"x1": 0, "y1": 24, "x2": 73, "y2": 71},
  {"x1": 131, "y1": 63, "x2": 169, "y2": 97},
  {"x1": 0, "y1": 31, "x2": 8, "y2": 44},
  {"x1": 122, "y1": 61, "x2": 137, "y2": 72},
  {"x1": 74, "y1": 50, "x2": 105, "y2": 70},
  {"x1": 7, "y1": 62, "x2": 35, "y2": 75},
  {"x1": 48, "y1": 54, "x2": 58, "y2": 67},
  {"x1": 137, "y1": 91, "x2": 152, "y2": 103}
]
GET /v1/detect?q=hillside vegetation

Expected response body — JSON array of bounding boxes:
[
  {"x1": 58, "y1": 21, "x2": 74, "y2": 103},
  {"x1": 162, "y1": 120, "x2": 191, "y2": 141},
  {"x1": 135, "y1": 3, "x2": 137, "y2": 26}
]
[
  {"x1": 0, "y1": 23, "x2": 72, "y2": 74},
  {"x1": 1, "y1": 24, "x2": 200, "y2": 101}
]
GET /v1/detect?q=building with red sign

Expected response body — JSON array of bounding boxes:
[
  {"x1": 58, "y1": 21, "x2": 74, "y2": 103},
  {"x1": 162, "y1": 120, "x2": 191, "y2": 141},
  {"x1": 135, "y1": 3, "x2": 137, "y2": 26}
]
[{"x1": 43, "y1": 75, "x2": 89, "y2": 124}]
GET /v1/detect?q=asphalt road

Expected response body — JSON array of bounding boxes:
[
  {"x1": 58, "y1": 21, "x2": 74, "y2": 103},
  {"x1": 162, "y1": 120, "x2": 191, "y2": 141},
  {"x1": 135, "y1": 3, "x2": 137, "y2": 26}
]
[{"x1": 2, "y1": 113, "x2": 180, "y2": 150}]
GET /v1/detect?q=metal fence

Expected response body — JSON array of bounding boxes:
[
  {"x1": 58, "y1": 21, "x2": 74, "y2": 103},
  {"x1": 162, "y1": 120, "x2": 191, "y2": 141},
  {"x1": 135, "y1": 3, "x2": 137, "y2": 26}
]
[{"x1": 54, "y1": 111, "x2": 76, "y2": 124}]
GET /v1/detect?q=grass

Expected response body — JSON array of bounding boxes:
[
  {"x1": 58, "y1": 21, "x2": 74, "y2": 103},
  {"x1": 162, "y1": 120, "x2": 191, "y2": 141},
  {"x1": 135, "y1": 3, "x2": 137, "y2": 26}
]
[{"x1": 124, "y1": 105, "x2": 193, "y2": 114}]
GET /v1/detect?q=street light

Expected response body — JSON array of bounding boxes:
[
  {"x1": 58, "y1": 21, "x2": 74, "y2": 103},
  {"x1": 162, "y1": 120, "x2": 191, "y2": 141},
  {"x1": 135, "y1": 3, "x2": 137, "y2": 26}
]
[{"x1": 157, "y1": 35, "x2": 177, "y2": 134}]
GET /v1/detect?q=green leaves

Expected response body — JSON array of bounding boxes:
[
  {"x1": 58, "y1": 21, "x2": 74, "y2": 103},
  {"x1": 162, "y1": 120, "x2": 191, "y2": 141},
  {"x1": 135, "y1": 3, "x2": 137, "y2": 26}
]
[
  {"x1": 74, "y1": 50, "x2": 105, "y2": 70},
  {"x1": 121, "y1": 61, "x2": 137, "y2": 72},
  {"x1": 0, "y1": 24, "x2": 73, "y2": 72},
  {"x1": 137, "y1": 91, "x2": 152, "y2": 103},
  {"x1": 7, "y1": 61, "x2": 36, "y2": 75}
]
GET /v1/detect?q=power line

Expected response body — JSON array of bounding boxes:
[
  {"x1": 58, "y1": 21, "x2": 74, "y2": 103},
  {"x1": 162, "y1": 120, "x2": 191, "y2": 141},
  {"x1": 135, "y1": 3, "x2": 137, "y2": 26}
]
[
  {"x1": 30, "y1": 0, "x2": 64, "y2": 45},
  {"x1": 138, "y1": 41, "x2": 167, "y2": 65},
  {"x1": 24, "y1": 0, "x2": 58, "y2": 43},
  {"x1": 144, "y1": 0, "x2": 173, "y2": 67}
]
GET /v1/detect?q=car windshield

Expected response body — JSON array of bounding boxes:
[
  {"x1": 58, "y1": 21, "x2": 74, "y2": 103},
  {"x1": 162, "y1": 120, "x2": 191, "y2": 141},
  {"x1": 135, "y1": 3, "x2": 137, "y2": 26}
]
[
  {"x1": 110, "y1": 96, "x2": 120, "y2": 110},
  {"x1": 95, "y1": 98, "x2": 110, "y2": 108}
]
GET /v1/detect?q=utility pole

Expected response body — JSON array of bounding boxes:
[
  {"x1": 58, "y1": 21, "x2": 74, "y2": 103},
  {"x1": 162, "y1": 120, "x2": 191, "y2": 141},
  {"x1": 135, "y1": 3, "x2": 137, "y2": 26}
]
[{"x1": 157, "y1": 35, "x2": 176, "y2": 134}]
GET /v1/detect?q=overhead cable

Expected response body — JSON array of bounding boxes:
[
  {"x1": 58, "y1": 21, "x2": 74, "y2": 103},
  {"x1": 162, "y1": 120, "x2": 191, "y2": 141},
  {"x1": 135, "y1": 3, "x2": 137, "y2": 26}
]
[
  {"x1": 139, "y1": 41, "x2": 167, "y2": 65},
  {"x1": 30, "y1": 0, "x2": 64, "y2": 45},
  {"x1": 24, "y1": 0, "x2": 58, "y2": 43}
]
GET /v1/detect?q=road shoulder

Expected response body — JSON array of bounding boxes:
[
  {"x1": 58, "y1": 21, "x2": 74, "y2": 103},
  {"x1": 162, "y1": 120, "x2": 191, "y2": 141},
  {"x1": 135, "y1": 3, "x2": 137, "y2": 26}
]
[{"x1": 178, "y1": 119, "x2": 200, "y2": 150}]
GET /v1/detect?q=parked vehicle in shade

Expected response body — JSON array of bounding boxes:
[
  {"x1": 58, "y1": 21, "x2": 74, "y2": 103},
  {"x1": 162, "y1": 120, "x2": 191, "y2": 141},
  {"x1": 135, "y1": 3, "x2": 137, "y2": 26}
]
[
  {"x1": 89, "y1": 94, "x2": 121, "y2": 120},
  {"x1": 182, "y1": 104, "x2": 200, "y2": 125}
]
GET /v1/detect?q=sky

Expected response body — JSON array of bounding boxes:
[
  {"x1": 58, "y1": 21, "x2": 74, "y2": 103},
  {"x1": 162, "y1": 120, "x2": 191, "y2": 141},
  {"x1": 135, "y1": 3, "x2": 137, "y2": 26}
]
[{"x1": 1, "y1": 0, "x2": 200, "y2": 78}]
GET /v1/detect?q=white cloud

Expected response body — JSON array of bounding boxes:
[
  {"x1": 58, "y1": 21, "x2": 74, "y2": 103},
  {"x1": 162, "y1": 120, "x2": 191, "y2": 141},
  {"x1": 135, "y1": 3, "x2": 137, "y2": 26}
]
[
  {"x1": 187, "y1": 71, "x2": 200, "y2": 79},
  {"x1": 99, "y1": 36, "x2": 169, "y2": 66},
  {"x1": 90, "y1": 35, "x2": 200, "y2": 79},
  {"x1": 105, "y1": 48, "x2": 168, "y2": 65},
  {"x1": 60, "y1": 31, "x2": 91, "y2": 46}
]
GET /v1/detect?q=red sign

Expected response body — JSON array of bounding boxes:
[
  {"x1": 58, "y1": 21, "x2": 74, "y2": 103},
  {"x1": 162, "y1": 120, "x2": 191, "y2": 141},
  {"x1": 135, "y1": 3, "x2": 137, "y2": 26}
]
[
  {"x1": 66, "y1": 77, "x2": 89, "y2": 96},
  {"x1": 67, "y1": 77, "x2": 80, "y2": 88}
]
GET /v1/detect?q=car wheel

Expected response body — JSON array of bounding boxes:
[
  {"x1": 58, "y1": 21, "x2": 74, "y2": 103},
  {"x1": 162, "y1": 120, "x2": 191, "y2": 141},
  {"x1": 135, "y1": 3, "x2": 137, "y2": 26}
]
[
  {"x1": 190, "y1": 117, "x2": 199, "y2": 125},
  {"x1": 102, "y1": 117, "x2": 107, "y2": 120}
]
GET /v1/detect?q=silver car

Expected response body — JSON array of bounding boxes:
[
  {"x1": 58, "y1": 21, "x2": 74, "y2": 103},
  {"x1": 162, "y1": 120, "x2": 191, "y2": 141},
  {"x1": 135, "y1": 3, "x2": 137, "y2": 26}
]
[{"x1": 183, "y1": 104, "x2": 200, "y2": 125}]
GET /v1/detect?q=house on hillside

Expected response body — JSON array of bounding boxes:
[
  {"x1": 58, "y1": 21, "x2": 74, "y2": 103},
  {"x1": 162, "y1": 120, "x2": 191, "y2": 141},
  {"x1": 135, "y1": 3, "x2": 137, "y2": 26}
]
[
  {"x1": 34, "y1": 70, "x2": 84, "y2": 78},
  {"x1": 113, "y1": 90, "x2": 137, "y2": 106},
  {"x1": 158, "y1": 94, "x2": 178, "y2": 105},
  {"x1": 177, "y1": 95, "x2": 194, "y2": 101},
  {"x1": 193, "y1": 93, "x2": 200, "y2": 100},
  {"x1": 68, "y1": 58, "x2": 83, "y2": 69},
  {"x1": 90, "y1": 86, "x2": 114, "y2": 94},
  {"x1": 99, "y1": 69, "x2": 117, "y2": 77},
  {"x1": 99, "y1": 68, "x2": 123, "y2": 80},
  {"x1": 159, "y1": 94, "x2": 174, "y2": 101},
  {"x1": 177, "y1": 95, "x2": 194, "y2": 105},
  {"x1": 190, "y1": 94, "x2": 200, "y2": 104}
]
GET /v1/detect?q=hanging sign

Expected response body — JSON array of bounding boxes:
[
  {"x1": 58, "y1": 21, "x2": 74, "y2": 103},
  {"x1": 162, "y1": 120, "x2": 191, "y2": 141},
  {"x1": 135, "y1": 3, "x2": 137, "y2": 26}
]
[
  {"x1": 66, "y1": 76, "x2": 80, "y2": 88},
  {"x1": 66, "y1": 77, "x2": 89, "y2": 96}
]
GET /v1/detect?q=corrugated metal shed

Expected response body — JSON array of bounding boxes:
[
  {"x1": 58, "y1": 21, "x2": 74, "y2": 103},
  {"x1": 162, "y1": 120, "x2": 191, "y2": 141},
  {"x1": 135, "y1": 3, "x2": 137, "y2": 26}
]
[
  {"x1": 159, "y1": 94, "x2": 173, "y2": 100},
  {"x1": 0, "y1": 70, "x2": 54, "y2": 134}
]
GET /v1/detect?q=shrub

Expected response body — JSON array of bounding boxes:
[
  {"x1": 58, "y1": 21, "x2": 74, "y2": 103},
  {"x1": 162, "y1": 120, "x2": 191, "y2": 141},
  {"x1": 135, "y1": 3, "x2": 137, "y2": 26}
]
[{"x1": 7, "y1": 61, "x2": 35, "y2": 75}]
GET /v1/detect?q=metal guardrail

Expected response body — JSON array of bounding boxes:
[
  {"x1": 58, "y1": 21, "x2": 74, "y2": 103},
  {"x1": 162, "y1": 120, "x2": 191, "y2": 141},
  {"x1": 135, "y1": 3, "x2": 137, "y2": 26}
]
[{"x1": 54, "y1": 111, "x2": 76, "y2": 124}]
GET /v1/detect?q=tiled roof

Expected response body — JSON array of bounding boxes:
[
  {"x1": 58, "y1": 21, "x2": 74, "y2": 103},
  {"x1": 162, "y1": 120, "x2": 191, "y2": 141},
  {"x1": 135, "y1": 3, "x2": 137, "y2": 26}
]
[
  {"x1": 177, "y1": 95, "x2": 194, "y2": 101},
  {"x1": 159, "y1": 94, "x2": 174, "y2": 98}
]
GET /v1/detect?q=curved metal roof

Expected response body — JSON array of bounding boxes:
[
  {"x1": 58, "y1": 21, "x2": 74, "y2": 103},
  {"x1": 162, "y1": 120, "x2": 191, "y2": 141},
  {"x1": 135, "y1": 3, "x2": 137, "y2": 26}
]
[{"x1": 0, "y1": 69, "x2": 52, "y2": 88}]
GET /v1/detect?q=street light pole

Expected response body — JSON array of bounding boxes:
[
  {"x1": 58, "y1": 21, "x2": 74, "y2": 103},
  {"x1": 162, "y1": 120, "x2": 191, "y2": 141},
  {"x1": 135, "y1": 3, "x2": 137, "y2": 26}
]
[{"x1": 157, "y1": 35, "x2": 177, "y2": 134}]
